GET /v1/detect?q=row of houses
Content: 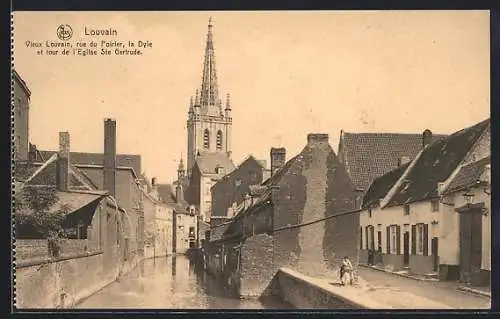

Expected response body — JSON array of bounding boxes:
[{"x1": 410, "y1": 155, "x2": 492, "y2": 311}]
[
  {"x1": 198, "y1": 117, "x2": 490, "y2": 297},
  {"x1": 13, "y1": 69, "x2": 200, "y2": 307}
]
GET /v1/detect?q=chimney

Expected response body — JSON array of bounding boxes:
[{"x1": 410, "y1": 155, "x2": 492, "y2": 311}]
[
  {"x1": 56, "y1": 132, "x2": 70, "y2": 191},
  {"x1": 176, "y1": 184, "x2": 184, "y2": 203},
  {"x1": 398, "y1": 156, "x2": 411, "y2": 167},
  {"x1": 151, "y1": 177, "x2": 157, "y2": 187},
  {"x1": 270, "y1": 147, "x2": 286, "y2": 176},
  {"x1": 422, "y1": 129, "x2": 433, "y2": 148},
  {"x1": 307, "y1": 133, "x2": 329, "y2": 146},
  {"x1": 104, "y1": 119, "x2": 117, "y2": 198}
]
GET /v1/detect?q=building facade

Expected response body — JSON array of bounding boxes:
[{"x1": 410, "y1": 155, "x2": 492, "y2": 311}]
[
  {"x1": 13, "y1": 69, "x2": 31, "y2": 162},
  {"x1": 359, "y1": 118, "x2": 490, "y2": 282},
  {"x1": 211, "y1": 155, "x2": 270, "y2": 218}
]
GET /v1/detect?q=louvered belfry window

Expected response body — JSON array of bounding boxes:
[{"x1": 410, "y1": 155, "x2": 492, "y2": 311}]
[
  {"x1": 204, "y1": 129, "x2": 210, "y2": 149},
  {"x1": 216, "y1": 130, "x2": 223, "y2": 150}
]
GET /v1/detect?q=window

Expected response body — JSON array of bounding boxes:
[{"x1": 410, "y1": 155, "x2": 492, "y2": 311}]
[
  {"x1": 203, "y1": 129, "x2": 210, "y2": 149},
  {"x1": 431, "y1": 199, "x2": 439, "y2": 212},
  {"x1": 403, "y1": 204, "x2": 410, "y2": 215},
  {"x1": 368, "y1": 208, "x2": 372, "y2": 218},
  {"x1": 216, "y1": 166, "x2": 225, "y2": 174},
  {"x1": 415, "y1": 224, "x2": 425, "y2": 254},
  {"x1": 235, "y1": 179, "x2": 242, "y2": 187},
  {"x1": 216, "y1": 130, "x2": 223, "y2": 150}
]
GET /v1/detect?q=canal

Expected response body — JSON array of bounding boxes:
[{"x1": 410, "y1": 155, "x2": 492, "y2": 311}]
[{"x1": 74, "y1": 255, "x2": 290, "y2": 309}]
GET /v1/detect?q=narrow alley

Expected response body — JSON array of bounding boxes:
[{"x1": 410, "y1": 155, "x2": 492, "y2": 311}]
[{"x1": 74, "y1": 256, "x2": 290, "y2": 309}]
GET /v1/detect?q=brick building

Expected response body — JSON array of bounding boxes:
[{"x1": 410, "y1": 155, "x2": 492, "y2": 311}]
[
  {"x1": 359, "y1": 118, "x2": 490, "y2": 280},
  {"x1": 205, "y1": 133, "x2": 359, "y2": 297},
  {"x1": 210, "y1": 155, "x2": 270, "y2": 218},
  {"x1": 337, "y1": 130, "x2": 447, "y2": 208},
  {"x1": 12, "y1": 69, "x2": 31, "y2": 162}
]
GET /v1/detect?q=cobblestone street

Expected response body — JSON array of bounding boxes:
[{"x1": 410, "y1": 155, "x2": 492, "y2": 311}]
[{"x1": 359, "y1": 267, "x2": 491, "y2": 309}]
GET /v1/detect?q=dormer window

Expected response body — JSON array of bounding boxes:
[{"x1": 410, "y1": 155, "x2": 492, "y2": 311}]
[{"x1": 401, "y1": 180, "x2": 411, "y2": 193}]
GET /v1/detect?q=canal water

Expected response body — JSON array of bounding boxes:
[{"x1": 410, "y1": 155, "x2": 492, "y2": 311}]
[{"x1": 75, "y1": 255, "x2": 290, "y2": 309}]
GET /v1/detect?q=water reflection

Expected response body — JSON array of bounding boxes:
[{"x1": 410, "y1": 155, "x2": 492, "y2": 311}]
[{"x1": 74, "y1": 255, "x2": 289, "y2": 309}]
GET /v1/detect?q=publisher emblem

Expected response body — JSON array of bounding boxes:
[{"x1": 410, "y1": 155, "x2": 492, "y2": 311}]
[{"x1": 57, "y1": 24, "x2": 73, "y2": 40}]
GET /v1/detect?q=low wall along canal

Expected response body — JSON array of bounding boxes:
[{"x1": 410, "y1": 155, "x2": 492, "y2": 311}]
[{"x1": 74, "y1": 255, "x2": 290, "y2": 309}]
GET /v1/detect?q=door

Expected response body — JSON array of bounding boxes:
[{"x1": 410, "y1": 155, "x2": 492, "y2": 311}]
[
  {"x1": 431, "y1": 237, "x2": 439, "y2": 272},
  {"x1": 459, "y1": 208, "x2": 483, "y2": 284},
  {"x1": 403, "y1": 231, "x2": 410, "y2": 266}
]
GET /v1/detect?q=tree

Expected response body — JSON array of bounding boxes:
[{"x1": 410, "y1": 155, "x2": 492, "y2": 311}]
[{"x1": 15, "y1": 186, "x2": 71, "y2": 256}]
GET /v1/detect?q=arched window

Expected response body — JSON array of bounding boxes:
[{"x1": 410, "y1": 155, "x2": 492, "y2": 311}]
[
  {"x1": 216, "y1": 130, "x2": 223, "y2": 150},
  {"x1": 203, "y1": 129, "x2": 210, "y2": 149}
]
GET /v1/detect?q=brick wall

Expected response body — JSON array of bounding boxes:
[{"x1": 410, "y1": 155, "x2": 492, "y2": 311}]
[
  {"x1": 239, "y1": 233, "x2": 274, "y2": 297},
  {"x1": 15, "y1": 239, "x2": 100, "y2": 262},
  {"x1": 272, "y1": 139, "x2": 357, "y2": 278},
  {"x1": 16, "y1": 240, "x2": 48, "y2": 261}
]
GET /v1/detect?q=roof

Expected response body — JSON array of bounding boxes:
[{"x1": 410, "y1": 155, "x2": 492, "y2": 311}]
[
  {"x1": 16, "y1": 188, "x2": 107, "y2": 217},
  {"x1": 156, "y1": 183, "x2": 189, "y2": 209},
  {"x1": 339, "y1": 131, "x2": 447, "y2": 191},
  {"x1": 385, "y1": 119, "x2": 490, "y2": 207},
  {"x1": 195, "y1": 152, "x2": 235, "y2": 176},
  {"x1": 17, "y1": 155, "x2": 96, "y2": 191},
  {"x1": 13, "y1": 69, "x2": 31, "y2": 96},
  {"x1": 211, "y1": 155, "x2": 265, "y2": 190},
  {"x1": 362, "y1": 162, "x2": 410, "y2": 209},
  {"x1": 156, "y1": 183, "x2": 177, "y2": 205},
  {"x1": 443, "y1": 156, "x2": 490, "y2": 194},
  {"x1": 38, "y1": 151, "x2": 141, "y2": 177}
]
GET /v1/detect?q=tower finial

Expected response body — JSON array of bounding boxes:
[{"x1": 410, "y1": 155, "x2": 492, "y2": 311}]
[
  {"x1": 189, "y1": 96, "x2": 194, "y2": 113},
  {"x1": 226, "y1": 93, "x2": 231, "y2": 108},
  {"x1": 195, "y1": 89, "x2": 200, "y2": 105},
  {"x1": 208, "y1": 17, "x2": 213, "y2": 29}
]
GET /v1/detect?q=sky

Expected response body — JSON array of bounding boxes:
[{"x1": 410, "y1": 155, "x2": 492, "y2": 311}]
[{"x1": 13, "y1": 10, "x2": 490, "y2": 184}]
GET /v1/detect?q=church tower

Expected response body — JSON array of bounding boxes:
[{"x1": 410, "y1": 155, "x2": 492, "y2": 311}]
[{"x1": 186, "y1": 17, "x2": 232, "y2": 179}]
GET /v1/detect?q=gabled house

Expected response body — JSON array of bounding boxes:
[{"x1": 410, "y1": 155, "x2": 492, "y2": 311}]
[
  {"x1": 14, "y1": 132, "x2": 124, "y2": 263},
  {"x1": 204, "y1": 133, "x2": 358, "y2": 297},
  {"x1": 338, "y1": 130, "x2": 447, "y2": 207},
  {"x1": 359, "y1": 118, "x2": 490, "y2": 279},
  {"x1": 186, "y1": 151, "x2": 235, "y2": 222},
  {"x1": 210, "y1": 154, "x2": 270, "y2": 219},
  {"x1": 437, "y1": 120, "x2": 491, "y2": 287}
]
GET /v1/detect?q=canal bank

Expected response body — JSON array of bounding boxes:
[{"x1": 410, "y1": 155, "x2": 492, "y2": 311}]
[{"x1": 74, "y1": 255, "x2": 290, "y2": 309}]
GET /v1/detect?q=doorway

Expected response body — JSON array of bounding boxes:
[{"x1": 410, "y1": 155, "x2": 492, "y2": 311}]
[
  {"x1": 403, "y1": 231, "x2": 410, "y2": 267},
  {"x1": 459, "y1": 205, "x2": 483, "y2": 284},
  {"x1": 431, "y1": 237, "x2": 439, "y2": 272}
]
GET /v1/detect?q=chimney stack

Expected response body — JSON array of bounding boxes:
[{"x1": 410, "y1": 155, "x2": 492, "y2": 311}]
[
  {"x1": 422, "y1": 129, "x2": 433, "y2": 148},
  {"x1": 307, "y1": 133, "x2": 329, "y2": 146},
  {"x1": 104, "y1": 119, "x2": 117, "y2": 198},
  {"x1": 56, "y1": 132, "x2": 70, "y2": 191},
  {"x1": 176, "y1": 184, "x2": 184, "y2": 203},
  {"x1": 270, "y1": 147, "x2": 286, "y2": 176}
]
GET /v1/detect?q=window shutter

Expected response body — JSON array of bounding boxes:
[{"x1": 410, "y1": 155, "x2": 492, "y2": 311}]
[
  {"x1": 411, "y1": 225, "x2": 416, "y2": 255},
  {"x1": 360, "y1": 226, "x2": 363, "y2": 249},
  {"x1": 365, "y1": 226, "x2": 369, "y2": 250},
  {"x1": 423, "y1": 224, "x2": 429, "y2": 256},
  {"x1": 370, "y1": 227, "x2": 375, "y2": 250},
  {"x1": 396, "y1": 225, "x2": 401, "y2": 255},
  {"x1": 386, "y1": 226, "x2": 390, "y2": 254}
]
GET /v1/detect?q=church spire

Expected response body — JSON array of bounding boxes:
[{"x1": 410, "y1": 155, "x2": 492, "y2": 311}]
[{"x1": 199, "y1": 17, "x2": 221, "y2": 115}]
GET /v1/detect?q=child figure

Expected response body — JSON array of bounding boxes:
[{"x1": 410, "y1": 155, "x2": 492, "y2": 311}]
[{"x1": 340, "y1": 256, "x2": 354, "y2": 286}]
